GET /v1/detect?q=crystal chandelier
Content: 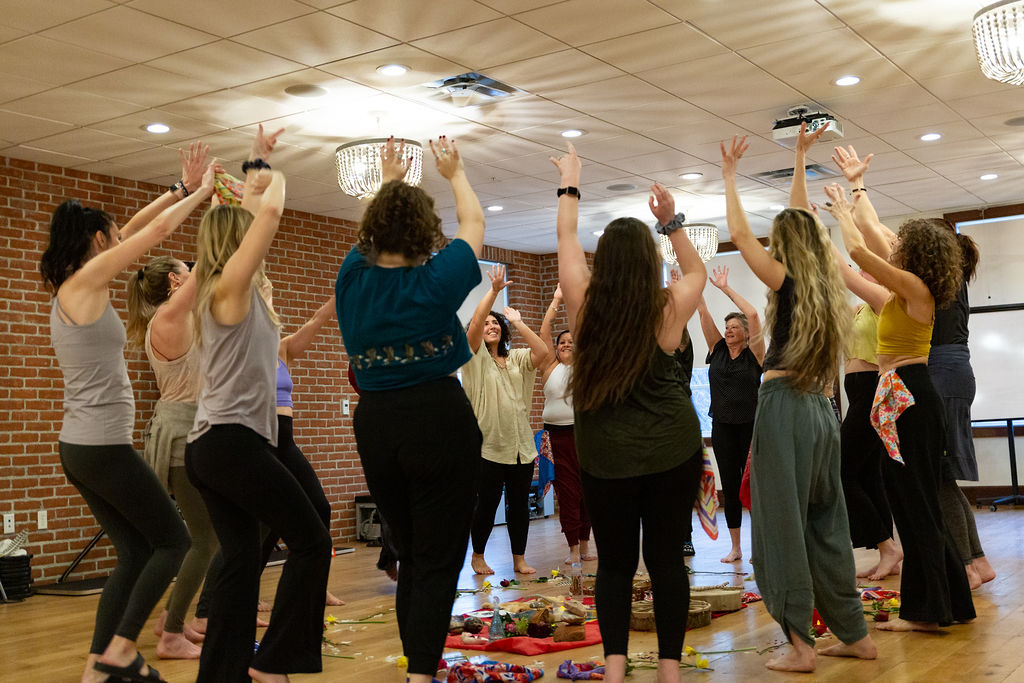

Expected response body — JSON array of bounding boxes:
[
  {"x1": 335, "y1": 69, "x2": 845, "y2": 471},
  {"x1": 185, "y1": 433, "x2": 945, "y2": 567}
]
[
  {"x1": 973, "y1": 0, "x2": 1024, "y2": 85},
  {"x1": 335, "y1": 138, "x2": 424, "y2": 199},
  {"x1": 660, "y1": 223, "x2": 720, "y2": 265}
]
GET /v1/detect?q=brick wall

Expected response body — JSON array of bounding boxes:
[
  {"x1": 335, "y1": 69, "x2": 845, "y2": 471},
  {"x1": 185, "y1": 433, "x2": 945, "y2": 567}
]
[{"x1": 0, "y1": 155, "x2": 557, "y2": 584}]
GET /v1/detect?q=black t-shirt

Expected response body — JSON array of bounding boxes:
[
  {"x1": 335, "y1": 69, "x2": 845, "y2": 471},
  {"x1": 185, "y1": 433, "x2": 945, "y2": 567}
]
[
  {"x1": 706, "y1": 338, "x2": 762, "y2": 423},
  {"x1": 762, "y1": 276, "x2": 795, "y2": 372},
  {"x1": 674, "y1": 337, "x2": 694, "y2": 397},
  {"x1": 932, "y1": 281, "x2": 969, "y2": 346}
]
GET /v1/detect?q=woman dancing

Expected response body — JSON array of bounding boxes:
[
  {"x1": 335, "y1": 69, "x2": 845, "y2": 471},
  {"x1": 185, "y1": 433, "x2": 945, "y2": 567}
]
[
  {"x1": 722, "y1": 128, "x2": 875, "y2": 672},
  {"x1": 335, "y1": 136, "x2": 486, "y2": 683},
  {"x1": 42, "y1": 152, "x2": 215, "y2": 683},
  {"x1": 552, "y1": 141, "x2": 706, "y2": 683},
  {"x1": 463, "y1": 265, "x2": 552, "y2": 575}
]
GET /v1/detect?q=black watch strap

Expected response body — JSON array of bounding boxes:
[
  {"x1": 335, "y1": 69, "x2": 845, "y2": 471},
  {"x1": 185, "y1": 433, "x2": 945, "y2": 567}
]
[
  {"x1": 242, "y1": 158, "x2": 272, "y2": 174},
  {"x1": 557, "y1": 186, "x2": 581, "y2": 200}
]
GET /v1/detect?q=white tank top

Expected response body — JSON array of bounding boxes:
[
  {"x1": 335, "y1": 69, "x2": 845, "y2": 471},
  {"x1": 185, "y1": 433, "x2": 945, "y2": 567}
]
[{"x1": 542, "y1": 362, "x2": 574, "y2": 426}]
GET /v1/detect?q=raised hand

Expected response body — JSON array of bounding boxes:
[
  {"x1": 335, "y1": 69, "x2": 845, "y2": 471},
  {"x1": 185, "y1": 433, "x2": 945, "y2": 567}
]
[
  {"x1": 488, "y1": 264, "x2": 512, "y2": 293},
  {"x1": 380, "y1": 136, "x2": 411, "y2": 183},
  {"x1": 180, "y1": 141, "x2": 210, "y2": 192},
  {"x1": 831, "y1": 145, "x2": 873, "y2": 184},
  {"x1": 549, "y1": 142, "x2": 581, "y2": 186},
  {"x1": 429, "y1": 136, "x2": 463, "y2": 179},
  {"x1": 669, "y1": 268, "x2": 682, "y2": 284},
  {"x1": 795, "y1": 120, "x2": 829, "y2": 154},
  {"x1": 648, "y1": 183, "x2": 676, "y2": 226},
  {"x1": 248, "y1": 168, "x2": 274, "y2": 196},
  {"x1": 251, "y1": 123, "x2": 284, "y2": 162},
  {"x1": 553, "y1": 283, "x2": 563, "y2": 301},
  {"x1": 197, "y1": 161, "x2": 218, "y2": 196},
  {"x1": 503, "y1": 306, "x2": 522, "y2": 324},
  {"x1": 720, "y1": 135, "x2": 749, "y2": 179},
  {"x1": 709, "y1": 265, "x2": 730, "y2": 290},
  {"x1": 823, "y1": 182, "x2": 855, "y2": 219}
]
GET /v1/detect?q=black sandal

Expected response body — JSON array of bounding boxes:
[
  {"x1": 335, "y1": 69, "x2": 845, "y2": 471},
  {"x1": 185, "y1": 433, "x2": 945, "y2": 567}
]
[{"x1": 94, "y1": 653, "x2": 163, "y2": 682}]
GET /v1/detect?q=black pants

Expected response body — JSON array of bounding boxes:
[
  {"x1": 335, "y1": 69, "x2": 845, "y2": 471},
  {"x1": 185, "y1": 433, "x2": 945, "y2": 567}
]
[
  {"x1": 471, "y1": 457, "x2": 535, "y2": 556},
  {"x1": 186, "y1": 425, "x2": 331, "y2": 682},
  {"x1": 840, "y1": 371, "x2": 893, "y2": 548},
  {"x1": 581, "y1": 452, "x2": 702, "y2": 659},
  {"x1": 711, "y1": 419, "x2": 754, "y2": 529},
  {"x1": 59, "y1": 442, "x2": 190, "y2": 654},
  {"x1": 883, "y1": 365, "x2": 974, "y2": 624},
  {"x1": 353, "y1": 377, "x2": 482, "y2": 675}
]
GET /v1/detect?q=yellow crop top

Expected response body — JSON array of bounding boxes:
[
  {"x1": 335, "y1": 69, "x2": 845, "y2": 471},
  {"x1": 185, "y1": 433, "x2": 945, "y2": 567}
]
[
  {"x1": 846, "y1": 304, "x2": 878, "y2": 364},
  {"x1": 876, "y1": 296, "x2": 932, "y2": 358}
]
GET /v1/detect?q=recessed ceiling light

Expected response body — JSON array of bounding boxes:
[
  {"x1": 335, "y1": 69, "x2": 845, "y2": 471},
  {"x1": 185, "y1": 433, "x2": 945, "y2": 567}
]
[
  {"x1": 606, "y1": 183, "x2": 636, "y2": 192},
  {"x1": 980, "y1": 173, "x2": 999, "y2": 180},
  {"x1": 1005, "y1": 115, "x2": 1024, "y2": 127},
  {"x1": 770, "y1": 204, "x2": 785, "y2": 211},
  {"x1": 593, "y1": 230, "x2": 604, "y2": 236},
  {"x1": 561, "y1": 129, "x2": 585, "y2": 138},
  {"x1": 376, "y1": 64, "x2": 409, "y2": 76},
  {"x1": 145, "y1": 123, "x2": 170, "y2": 134},
  {"x1": 284, "y1": 84, "x2": 327, "y2": 98},
  {"x1": 920, "y1": 133, "x2": 942, "y2": 142},
  {"x1": 834, "y1": 75, "x2": 861, "y2": 86},
  {"x1": 487, "y1": 205, "x2": 503, "y2": 212},
  {"x1": 679, "y1": 172, "x2": 703, "y2": 180}
]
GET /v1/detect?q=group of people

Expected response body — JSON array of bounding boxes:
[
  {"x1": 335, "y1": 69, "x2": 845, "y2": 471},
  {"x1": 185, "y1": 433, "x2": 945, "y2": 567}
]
[{"x1": 41, "y1": 116, "x2": 991, "y2": 683}]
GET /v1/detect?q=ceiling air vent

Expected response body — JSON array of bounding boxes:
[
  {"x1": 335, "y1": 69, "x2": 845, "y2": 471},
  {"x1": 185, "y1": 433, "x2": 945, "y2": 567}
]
[
  {"x1": 752, "y1": 164, "x2": 839, "y2": 185},
  {"x1": 421, "y1": 72, "x2": 523, "y2": 107}
]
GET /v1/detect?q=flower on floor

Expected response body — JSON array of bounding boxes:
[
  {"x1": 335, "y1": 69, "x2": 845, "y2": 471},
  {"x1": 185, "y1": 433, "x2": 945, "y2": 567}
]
[
  {"x1": 482, "y1": 581, "x2": 492, "y2": 590},
  {"x1": 500, "y1": 579, "x2": 510, "y2": 587},
  {"x1": 696, "y1": 657, "x2": 710, "y2": 669},
  {"x1": 396, "y1": 655, "x2": 407, "y2": 668},
  {"x1": 551, "y1": 569, "x2": 560, "y2": 578},
  {"x1": 325, "y1": 615, "x2": 338, "y2": 625},
  {"x1": 684, "y1": 646, "x2": 697, "y2": 656}
]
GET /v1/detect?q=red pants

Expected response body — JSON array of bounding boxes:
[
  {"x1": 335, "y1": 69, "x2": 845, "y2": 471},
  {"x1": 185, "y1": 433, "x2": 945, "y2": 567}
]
[{"x1": 546, "y1": 424, "x2": 591, "y2": 546}]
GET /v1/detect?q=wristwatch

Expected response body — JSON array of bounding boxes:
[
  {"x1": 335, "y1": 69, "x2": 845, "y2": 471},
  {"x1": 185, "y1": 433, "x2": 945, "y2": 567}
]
[{"x1": 557, "y1": 186, "x2": 581, "y2": 200}]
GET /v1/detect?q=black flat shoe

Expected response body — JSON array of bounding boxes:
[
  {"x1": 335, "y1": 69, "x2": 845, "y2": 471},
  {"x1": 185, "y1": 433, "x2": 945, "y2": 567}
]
[{"x1": 94, "y1": 653, "x2": 163, "y2": 682}]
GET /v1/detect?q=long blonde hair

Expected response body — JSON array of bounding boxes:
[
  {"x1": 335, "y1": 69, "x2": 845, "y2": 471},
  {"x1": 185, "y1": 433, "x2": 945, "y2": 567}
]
[
  {"x1": 126, "y1": 255, "x2": 182, "y2": 347},
  {"x1": 192, "y1": 205, "x2": 278, "y2": 342},
  {"x1": 765, "y1": 209, "x2": 850, "y2": 393}
]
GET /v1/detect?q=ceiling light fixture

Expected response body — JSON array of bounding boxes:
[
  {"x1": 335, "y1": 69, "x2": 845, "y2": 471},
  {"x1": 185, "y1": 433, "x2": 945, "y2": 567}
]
[
  {"x1": 834, "y1": 75, "x2": 861, "y2": 86},
  {"x1": 607, "y1": 183, "x2": 636, "y2": 192},
  {"x1": 335, "y1": 138, "x2": 424, "y2": 199},
  {"x1": 376, "y1": 64, "x2": 409, "y2": 76},
  {"x1": 660, "y1": 223, "x2": 719, "y2": 265},
  {"x1": 980, "y1": 173, "x2": 999, "y2": 180},
  {"x1": 770, "y1": 204, "x2": 786, "y2": 211},
  {"x1": 561, "y1": 129, "x2": 585, "y2": 138},
  {"x1": 973, "y1": 0, "x2": 1024, "y2": 85},
  {"x1": 920, "y1": 133, "x2": 943, "y2": 141},
  {"x1": 145, "y1": 123, "x2": 170, "y2": 134},
  {"x1": 679, "y1": 172, "x2": 703, "y2": 180},
  {"x1": 488, "y1": 205, "x2": 503, "y2": 212},
  {"x1": 284, "y1": 84, "x2": 327, "y2": 98}
]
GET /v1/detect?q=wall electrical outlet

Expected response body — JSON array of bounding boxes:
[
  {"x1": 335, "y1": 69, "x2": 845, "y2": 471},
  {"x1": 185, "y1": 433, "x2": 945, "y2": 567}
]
[
  {"x1": 3, "y1": 513, "x2": 14, "y2": 534},
  {"x1": 37, "y1": 510, "x2": 48, "y2": 530},
  {"x1": 342, "y1": 399, "x2": 350, "y2": 417}
]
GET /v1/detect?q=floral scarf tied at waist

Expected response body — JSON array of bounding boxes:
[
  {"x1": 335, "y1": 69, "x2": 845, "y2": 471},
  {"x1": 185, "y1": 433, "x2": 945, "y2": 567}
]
[{"x1": 870, "y1": 369, "x2": 916, "y2": 465}]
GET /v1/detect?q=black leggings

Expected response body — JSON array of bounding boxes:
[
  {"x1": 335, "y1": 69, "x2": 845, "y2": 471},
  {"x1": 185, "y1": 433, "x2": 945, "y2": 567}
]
[
  {"x1": 471, "y1": 457, "x2": 535, "y2": 556},
  {"x1": 840, "y1": 371, "x2": 893, "y2": 549},
  {"x1": 186, "y1": 425, "x2": 332, "y2": 682},
  {"x1": 59, "y1": 442, "x2": 189, "y2": 654},
  {"x1": 581, "y1": 452, "x2": 702, "y2": 659},
  {"x1": 353, "y1": 377, "x2": 482, "y2": 675},
  {"x1": 711, "y1": 420, "x2": 753, "y2": 529}
]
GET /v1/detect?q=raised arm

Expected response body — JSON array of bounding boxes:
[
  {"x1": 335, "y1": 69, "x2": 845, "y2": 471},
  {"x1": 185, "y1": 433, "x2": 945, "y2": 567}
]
[
  {"x1": 280, "y1": 295, "x2": 336, "y2": 366},
  {"x1": 696, "y1": 295, "x2": 723, "y2": 350},
  {"x1": 430, "y1": 137, "x2": 485, "y2": 256},
  {"x1": 789, "y1": 121, "x2": 830, "y2": 211},
  {"x1": 466, "y1": 265, "x2": 511, "y2": 353},
  {"x1": 120, "y1": 142, "x2": 211, "y2": 240},
  {"x1": 149, "y1": 266, "x2": 199, "y2": 358},
  {"x1": 708, "y1": 265, "x2": 765, "y2": 364},
  {"x1": 504, "y1": 306, "x2": 552, "y2": 370},
  {"x1": 650, "y1": 183, "x2": 706, "y2": 352},
  {"x1": 830, "y1": 242, "x2": 889, "y2": 314},
  {"x1": 721, "y1": 136, "x2": 786, "y2": 291},
  {"x1": 539, "y1": 284, "x2": 562, "y2": 375},
  {"x1": 240, "y1": 124, "x2": 284, "y2": 215},
  {"x1": 550, "y1": 143, "x2": 589, "y2": 334},
  {"x1": 831, "y1": 145, "x2": 896, "y2": 259}
]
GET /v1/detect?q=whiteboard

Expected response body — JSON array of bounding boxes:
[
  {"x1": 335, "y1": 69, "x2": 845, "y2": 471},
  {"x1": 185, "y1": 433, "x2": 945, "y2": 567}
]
[
  {"x1": 958, "y1": 215, "x2": 1024, "y2": 308},
  {"x1": 967, "y1": 308, "x2": 1024, "y2": 421}
]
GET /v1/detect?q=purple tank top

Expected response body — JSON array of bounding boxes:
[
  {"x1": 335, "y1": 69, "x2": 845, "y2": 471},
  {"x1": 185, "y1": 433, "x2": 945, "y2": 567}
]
[{"x1": 276, "y1": 358, "x2": 293, "y2": 408}]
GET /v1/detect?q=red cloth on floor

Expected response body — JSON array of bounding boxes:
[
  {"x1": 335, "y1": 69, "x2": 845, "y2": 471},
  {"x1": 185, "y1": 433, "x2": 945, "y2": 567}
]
[{"x1": 445, "y1": 621, "x2": 602, "y2": 656}]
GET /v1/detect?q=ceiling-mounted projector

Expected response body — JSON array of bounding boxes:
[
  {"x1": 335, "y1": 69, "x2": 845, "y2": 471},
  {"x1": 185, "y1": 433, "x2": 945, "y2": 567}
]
[{"x1": 772, "y1": 106, "x2": 844, "y2": 145}]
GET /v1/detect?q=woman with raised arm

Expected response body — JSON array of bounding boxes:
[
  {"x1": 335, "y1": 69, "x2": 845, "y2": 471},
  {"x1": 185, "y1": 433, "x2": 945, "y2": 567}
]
[
  {"x1": 41, "y1": 151, "x2": 216, "y2": 683},
  {"x1": 721, "y1": 130, "x2": 875, "y2": 673},
  {"x1": 186, "y1": 129, "x2": 333, "y2": 683},
  {"x1": 538, "y1": 284, "x2": 594, "y2": 566},
  {"x1": 462, "y1": 265, "x2": 552, "y2": 576},
  {"x1": 695, "y1": 264, "x2": 764, "y2": 563},
  {"x1": 336, "y1": 136, "x2": 486, "y2": 683},
  {"x1": 552, "y1": 141, "x2": 706, "y2": 683}
]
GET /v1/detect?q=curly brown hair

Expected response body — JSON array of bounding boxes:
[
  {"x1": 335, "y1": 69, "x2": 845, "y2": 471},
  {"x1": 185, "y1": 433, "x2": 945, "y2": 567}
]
[
  {"x1": 891, "y1": 218, "x2": 963, "y2": 308},
  {"x1": 357, "y1": 181, "x2": 446, "y2": 260}
]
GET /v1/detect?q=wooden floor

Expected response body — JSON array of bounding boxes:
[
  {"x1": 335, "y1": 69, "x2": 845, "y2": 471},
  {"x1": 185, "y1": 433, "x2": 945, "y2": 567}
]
[{"x1": 4, "y1": 505, "x2": 1024, "y2": 682}]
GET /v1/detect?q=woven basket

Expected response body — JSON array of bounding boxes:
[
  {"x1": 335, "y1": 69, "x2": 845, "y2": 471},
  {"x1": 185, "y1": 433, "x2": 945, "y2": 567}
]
[
  {"x1": 629, "y1": 600, "x2": 656, "y2": 631},
  {"x1": 687, "y1": 599, "x2": 712, "y2": 629},
  {"x1": 631, "y1": 578, "x2": 651, "y2": 602},
  {"x1": 691, "y1": 583, "x2": 743, "y2": 612}
]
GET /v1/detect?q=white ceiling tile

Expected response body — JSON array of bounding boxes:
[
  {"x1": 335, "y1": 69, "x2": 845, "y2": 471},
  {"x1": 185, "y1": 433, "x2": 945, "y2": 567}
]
[
  {"x1": 0, "y1": 110, "x2": 75, "y2": 143},
  {"x1": 593, "y1": 97, "x2": 715, "y2": 131},
  {"x1": 0, "y1": 0, "x2": 111, "y2": 32},
  {"x1": 865, "y1": 164, "x2": 941, "y2": 186},
  {"x1": 639, "y1": 53, "x2": 767, "y2": 98},
  {"x1": 906, "y1": 138, "x2": 1004, "y2": 164},
  {"x1": 849, "y1": 103, "x2": 963, "y2": 136},
  {"x1": 459, "y1": 95, "x2": 578, "y2": 132},
  {"x1": 0, "y1": 144, "x2": 92, "y2": 167},
  {"x1": 410, "y1": 18, "x2": 565, "y2": 70},
  {"x1": 544, "y1": 75, "x2": 669, "y2": 113},
  {"x1": 740, "y1": 28, "x2": 881, "y2": 78},
  {"x1": 602, "y1": 148, "x2": 706, "y2": 175},
  {"x1": 68, "y1": 159, "x2": 135, "y2": 177},
  {"x1": 148, "y1": 41, "x2": 305, "y2": 90},
  {"x1": 0, "y1": 24, "x2": 24, "y2": 43},
  {"x1": 41, "y1": 7, "x2": 216, "y2": 62},
  {"x1": 89, "y1": 109, "x2": 226, "y2": 145},
  {"x1": 945, "y1": 89, "x2": 1024, "y2": 119},
  {"x1": 3, "y1": 88, "x2": 143, "y2": 126},
  {"x1": 30, "y1": 128, "x2": 155, "y2": 160},
  {"x1": 476, "y1": 0, "x2": 564, "y2": 12},
  {"x1": 577, "y1": 134, "x2": 668, "y2": 163},
  {"x1": 327, "y1": 0, "x2": 501, "y2": 41},
  {"x1": 0, "y1": 74, "x2": 54, "y2": 105},
  {"x1": 875, "y1": 120, "x2": 989, "y2": 151},
  {"x1": 485, "y1": 49, "x2": 624, "y2": 96},
  {"x1": 580, "y1": 22, "x2": 729, "y2": 73},
  {"x1": 887, "y1": 39, "x2": 982, "y2": 81},
  {"x1": 318, "y1": 45, "x2": 467, "y2": 90},
  {"x1": 0, "y1": 36, "x2": 131, "y2": 85},
  {"x1": 820, "y1": 83, "x2": 940, "y2": 119},
  {"x1": 781, "y1": 58, "x2": 916, "y2": 99},
  {"x1": 684, "y1": 80, "x2": 805, "y2": 117},
  {"x1": 159, "y1": 90, "x2": 302, "y2": 130},
  {"x1": 511, "y1": 115, "x2": 622, "y2": 146},
  {"x1": 821, "y1": 0, "x2": 972, "y2": 53},
  {"x1": 70, "y1": 65, "x2": 222, "y2": 109},
  {"x1": 105, "y1": 145, "x2": 205, "y2": 177},
  {"x1": 919, "y1": 70, "x2": 1017, "y2": 101},
  {"x1": 515, "y1": 0, "x2": 679, "y2": 46},
  {"x1": 233, "y1": 13, "x2": 398, "y2": 67},
  {"x1": 125, "y1": 0, "x2": 315, "y2": 37},
  {"x1": 678, "y1": 0, "x2": 845, "y2": 49}
]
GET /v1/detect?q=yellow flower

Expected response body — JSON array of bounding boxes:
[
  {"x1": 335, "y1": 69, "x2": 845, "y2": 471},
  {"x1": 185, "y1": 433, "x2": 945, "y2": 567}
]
[
  {"x1": 696, "y1": 657, "x2": 710, "y2": 669},
  {"x1": 482, "y1": 581, "x2": 492, "y2": 590},
  {"x1": 325, "y1": 615, "x2": 338, "y2": 624},
  {"x1": 684, "y1": 646, "x2": 697, "y2": 656},
  {"x1": 888, "y1": 598, "x2": 900, "y2": 608},
  {"x1": 551, "y1": 569, "x2": 560, "y2": 577},
  {"x1": 396, "y1": 655, "x2": 408, "y2": 668}
]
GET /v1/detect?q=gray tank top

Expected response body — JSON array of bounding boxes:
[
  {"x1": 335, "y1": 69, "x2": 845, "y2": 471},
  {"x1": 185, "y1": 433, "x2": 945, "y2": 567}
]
[
  {"x1": 188, "y1": 287, "x2": 280, "y2": 446},
  {"x1": 50, "y1": 298, "x2": 135, "y2": 445}
]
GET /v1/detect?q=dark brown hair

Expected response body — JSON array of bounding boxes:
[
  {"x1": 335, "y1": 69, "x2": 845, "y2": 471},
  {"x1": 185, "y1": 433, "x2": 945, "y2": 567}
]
[
  {"x1": 40, "y1": 200, "x2": 115, "y2": 294},
  {"x1": 892, "y1": 218, "x2": 963, "y2": 308},
  {"x1": 358, "y1": 181, "x2": 446, "y2": 260}
]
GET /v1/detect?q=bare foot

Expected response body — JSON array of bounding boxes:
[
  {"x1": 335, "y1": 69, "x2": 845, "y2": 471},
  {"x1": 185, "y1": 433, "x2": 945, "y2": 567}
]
[
  {"x1": 257, "y1": 599, "x2": 271, "y2": 612},
  {"x1": 868, "y1": 559, "x2": 902, "y2": 581},
  {"x1": 565, "y1": 547, "x2": 581, "y2": 565},
  {"x1": 974, "y1": 556, "x2": 996, "y2": 584},
  {"x1": 325, "y1": 590, "x2": 345, "y2": 606},
  {"x1": 471, "y1": 553, "x2": 494, "y2": 575},
  {"x1": 875, "y1": 618, "x2": 939, "y2": 632},
  {"x1": 966, "y1": 563, "x2": 982, "y2": 590},
  {"x1": 513, "y1": 555, "x2": 536, "y2": 574},
  {"x1": 856, "y1": 562, "x2": 879, "y2": 579},
  {"x1": 249, "y1": 667, "x2": 289, "y2": 682},
  {"x1": 257, "y1": 616, "x2": 270, "y2": 628},
  {"x1": 818, "y1": 634, "x2": 876, "y2": 660},
  {"x1": 581, "y1": 552, "x2": 598, "y2": 560},
  {"x1": 188, "y1": 617, "x2": 207, "y2": 635},
  {"x1": 720, "y1": 548, "x2": 742, "y2": 563},
  {"x1": 765, "y1": 647, "x2": 815, "y2": 672},
  {"x1": 579, "y1": 541, "x2": 597, "y2": 561},
  {"x1": 183, "y1": 622, "x2": 205, "y2": 644},
  {"x1": 156, "y1": 631, "x2": 201, "y2": 660},
  {"x1": 153, "y1": 609, "x2": 168, "y2": 637}
]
